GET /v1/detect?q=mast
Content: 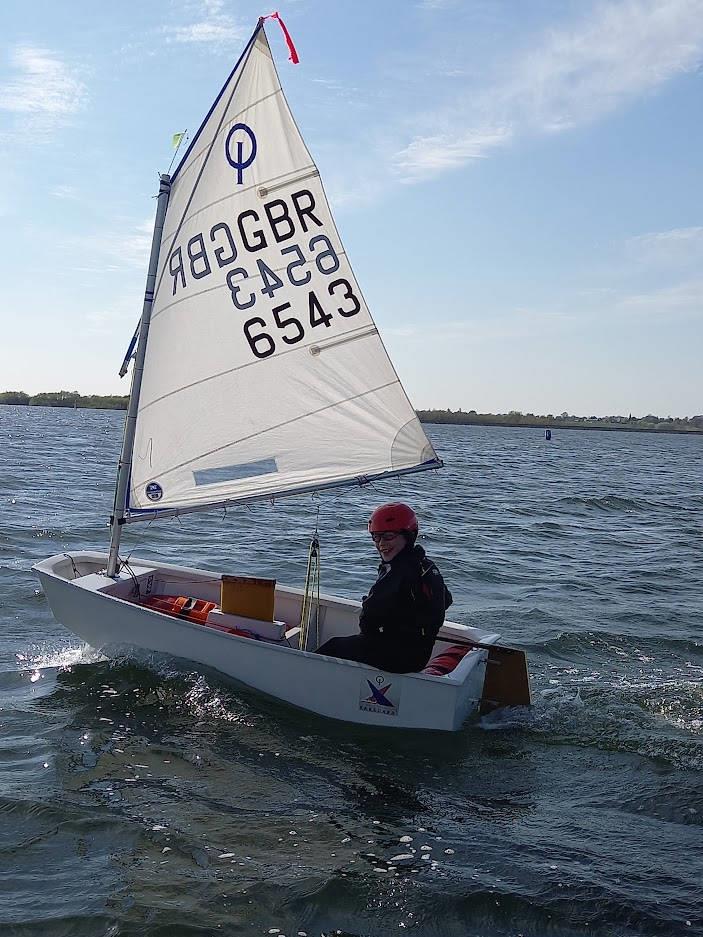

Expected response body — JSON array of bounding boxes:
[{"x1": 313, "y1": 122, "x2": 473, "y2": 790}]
[{"x1": 107, "y1": 173, "x2": 172, "y2": 576}]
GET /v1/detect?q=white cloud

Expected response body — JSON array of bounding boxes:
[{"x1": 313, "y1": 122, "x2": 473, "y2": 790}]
[
  {"x1": 163, "y1": 0, "x2": 249, "y2": 47},
  {"x1": 0, "y1": 45, "x2": 87, "y2": 139},
  {"x1": 394, "y1": 0, "x2": 703, "y2": 181},
  {"x1": 387, "y1": 307, "x2": 576, "y2": 343},
  {"x1": 616, "y1": 278, "x2": 703, "y2": 316},
  {"x1": 51, "y1": 184, "x2": 79, "y2": 200},
  {"x1": 96, "y1": 218, "x2": 155, "y2": 270},
  {"x1": 626, "y1": 226, "x2": 703, "y2": 266},
  {"x1": 395, "y1": 126, "x2": 513, "y2": 181},
  {"x1": 84, "y1": 292, "x2": 143, "y2": 337},
  {"x1": 58, "y1": 218, "x2": 155, "y2": 277},
  {"x1": 508, "y1": 0, "x2": 703, "y2": 132},
  {"x1": 108, "y1": 219, "x2": 155, "y2": 269}
]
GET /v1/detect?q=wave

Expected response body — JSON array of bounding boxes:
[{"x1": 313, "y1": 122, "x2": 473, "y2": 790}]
[
  {"x1": 531, "y1": 628, "x2": 703, "y2": 659},
  {"x1": 558, "y1": 494, "x2": 646, "y2": 512},
  {"x1": 491, "y1": 660, "x2": 703, "y2": 773}
]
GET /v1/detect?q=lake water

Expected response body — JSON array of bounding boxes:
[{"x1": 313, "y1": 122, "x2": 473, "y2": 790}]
[{"x1": 1, "y1": 405, "x2": 701, "y2": 937}]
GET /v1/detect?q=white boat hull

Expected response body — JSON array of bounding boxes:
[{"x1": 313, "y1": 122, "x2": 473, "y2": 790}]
[{"x1": 33, "y1": 552, "x2": 524, "y2": 732}]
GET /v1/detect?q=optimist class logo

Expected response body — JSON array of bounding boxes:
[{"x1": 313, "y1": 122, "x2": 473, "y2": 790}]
[
  {"x1": 359, "y1": 675, "x2": 400, "y2": 716},
  {"x1": 225, "y1": 123, "x2": 257, "y2": 184}
]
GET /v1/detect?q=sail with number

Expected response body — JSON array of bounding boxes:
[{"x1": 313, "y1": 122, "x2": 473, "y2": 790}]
[{"x1": 125, "y1": 20, "x2": 440, "y2": 521}]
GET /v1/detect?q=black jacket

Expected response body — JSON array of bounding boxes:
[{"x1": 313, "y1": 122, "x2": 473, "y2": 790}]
[{"x1": 358, "y1": 545, "x2": 452, "y2": 662}]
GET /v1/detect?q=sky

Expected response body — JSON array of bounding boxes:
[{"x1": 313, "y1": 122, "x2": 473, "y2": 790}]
[{"x1": 0, "y1": 0, "x2": 701, "y2": 417}]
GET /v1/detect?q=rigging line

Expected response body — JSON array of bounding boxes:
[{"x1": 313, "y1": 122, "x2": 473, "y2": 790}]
[
  {"x1": 150, "y1": 28, "x2": 261, "y2": 312},
  {"x1": 137, "y1": 321, "x2": 376, "y2": 413},
  {"x1": 118, "y1": 558, "x2": 141, "y2": 597},
  {"x1": 313, "y1": 532, "x2": 321, "y2": 649},
  {"x1": 167, "y1": 130, "x2": 188, "y2": 176},
  {"x1": 141, "y1": 378, "x2": 399, "y2": 480},
  {"x1": 299, "y1": 529, "x2": 320, "y2": 651},
  {"x1": 63, "y1": 553, "x2": 80, "y2": 580},
  {"x1": 124, "y1": 458, "x2": 443, "y2": 524}
]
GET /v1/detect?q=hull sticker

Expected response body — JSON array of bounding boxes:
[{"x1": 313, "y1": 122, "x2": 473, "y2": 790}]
[{"x1": 359, "y1": 674, "x2": 400, "y2": 717}]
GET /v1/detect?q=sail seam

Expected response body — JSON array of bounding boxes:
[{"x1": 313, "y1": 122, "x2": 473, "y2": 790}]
[
  {"x1": 160, "y1": 160, "x2": 317, "y2": 245},
  {"x1": 151, "y1": 31, "x2": 263, "y2": 310},
  {"x1": 168, "y1": 89, "x2": 299, "y2": 194},
  {"x1": 170, "y1": 22, "x2": 264, "y2": 184},
  {"x1": 151, "y1": 249, "x2": 349, "y2": 323},
  {"x1": 138, "y1": 321, "x2": 376, "y2": 413},
  {"x1": 136, "y1": 378, "x2": 400, "y2": 483}
]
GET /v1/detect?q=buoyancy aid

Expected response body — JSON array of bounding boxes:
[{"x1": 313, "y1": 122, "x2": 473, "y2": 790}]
[
  {"x1": 359, "y1": 545, "x2": 452, "y2": 647},
  {"x1": 142, "y1": 594, "x2": 216, "y2": 623}
]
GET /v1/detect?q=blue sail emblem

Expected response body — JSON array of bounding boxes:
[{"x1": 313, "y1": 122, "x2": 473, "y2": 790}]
[{"x1": 225, "y1": 123, "x2": 257, "y2": 183}]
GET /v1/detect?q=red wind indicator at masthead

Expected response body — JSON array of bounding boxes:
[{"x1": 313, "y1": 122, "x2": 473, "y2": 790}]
[{"x1": 260, "y1": 11, "x2": 300, "y2": 63}]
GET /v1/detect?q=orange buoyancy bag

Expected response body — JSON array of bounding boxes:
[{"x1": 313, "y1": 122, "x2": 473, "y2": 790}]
[
  {"x1": 422, "y1": 644, "x2": 471, "y2": 676},
  {"x1": 142, "y1": 594, "x2": 217, "y2": 624}
]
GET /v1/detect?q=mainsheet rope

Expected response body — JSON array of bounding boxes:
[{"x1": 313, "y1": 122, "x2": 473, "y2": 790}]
[{"x1": 298, "y1": 506, "x2": 321, "y2": 651}]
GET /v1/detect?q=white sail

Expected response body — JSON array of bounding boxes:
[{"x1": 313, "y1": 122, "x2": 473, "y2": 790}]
[{"x1": 126, "y1": 23, "x2": 440, "y2": 520}]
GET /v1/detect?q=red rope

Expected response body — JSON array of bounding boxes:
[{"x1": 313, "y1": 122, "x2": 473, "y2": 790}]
[{"x1": 261, "y1": 11, "x2": 300, "y2": 64}]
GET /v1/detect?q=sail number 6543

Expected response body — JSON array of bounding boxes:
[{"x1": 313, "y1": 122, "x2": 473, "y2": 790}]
[{"x1": 243, "y1": 279, "x2": 360, "y2": 359}]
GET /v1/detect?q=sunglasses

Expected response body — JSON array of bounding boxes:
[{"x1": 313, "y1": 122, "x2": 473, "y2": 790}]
[{"x1": 370, "y1": 532, "x2": 402, "y2": 543}]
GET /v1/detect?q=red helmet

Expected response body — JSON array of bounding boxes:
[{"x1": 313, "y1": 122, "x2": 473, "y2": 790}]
[{"x1": 368, "y1": 503, "x2": 418, "y2": 538}]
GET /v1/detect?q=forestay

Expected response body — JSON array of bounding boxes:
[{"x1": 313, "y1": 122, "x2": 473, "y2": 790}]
[{"x1": 127, "y1": 22, "x2": 439, "y2": 520}]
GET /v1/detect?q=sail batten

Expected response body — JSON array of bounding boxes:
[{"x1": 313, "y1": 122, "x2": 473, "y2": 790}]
[
  {"x1": 138, "y1": 318, "x2": 376, "y2": 415},
  {"x1": 127, "y1": 24, "x2": 440, "y2": 519},
  {"x1": 159, "y1": 160, "x2": 318, "y2": 248}
]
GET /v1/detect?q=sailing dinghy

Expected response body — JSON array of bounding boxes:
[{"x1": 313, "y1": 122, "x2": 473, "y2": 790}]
[{"x1": 34, "y1": 17, "x2": 529, "y2": 731}]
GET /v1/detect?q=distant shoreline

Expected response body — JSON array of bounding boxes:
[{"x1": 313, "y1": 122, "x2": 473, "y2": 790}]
[
  {"x1": 1, "y1": 394, "x2": 702, "y2": 436},
  {"x1": 416, "y1": 410, "x2": 703, "y2": 436},
  {"x1": 419, "y1": 416, "x2": 703, "y2": 436}
]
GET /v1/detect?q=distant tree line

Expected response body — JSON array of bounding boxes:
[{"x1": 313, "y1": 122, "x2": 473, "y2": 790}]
[
  {"x1": 417, "y1": 408, "x2": 703, "y2": 435},
  {"x1": 2, "y1": 392, "x2": 702, "y2": 433},
  {"x1": 0, "y1": 390, "x2": 128, "y2": 410}
]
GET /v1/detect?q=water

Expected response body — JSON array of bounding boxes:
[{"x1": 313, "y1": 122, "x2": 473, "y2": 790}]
[{"x1": 1, "y1": 405, "x2": 702, "y2": 937}]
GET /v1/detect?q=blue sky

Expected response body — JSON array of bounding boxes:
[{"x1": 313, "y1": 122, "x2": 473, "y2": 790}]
[{"x1": 1, "y1": 0, "x2": 701, "y2": 417}]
